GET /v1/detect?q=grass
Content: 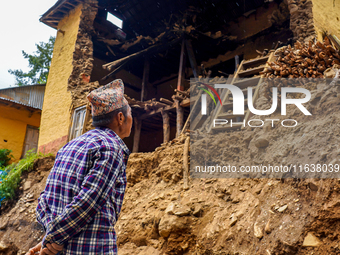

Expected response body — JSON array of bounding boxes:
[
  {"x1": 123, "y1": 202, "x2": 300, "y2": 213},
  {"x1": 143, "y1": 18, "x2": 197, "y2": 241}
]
[{"x1": 0, "y1": 150, "x2": 53, "y2": 205}]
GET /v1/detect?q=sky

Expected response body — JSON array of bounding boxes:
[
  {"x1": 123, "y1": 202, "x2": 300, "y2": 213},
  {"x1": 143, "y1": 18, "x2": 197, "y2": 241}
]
[{"x1": 0, "y1": 0, "x2": 58, "y2": 89}]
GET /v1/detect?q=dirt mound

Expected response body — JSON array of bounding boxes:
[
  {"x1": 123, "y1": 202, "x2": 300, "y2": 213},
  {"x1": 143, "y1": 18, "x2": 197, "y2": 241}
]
[{"x1": 0, "y1": 156, "x2": 54, "y2": 255}]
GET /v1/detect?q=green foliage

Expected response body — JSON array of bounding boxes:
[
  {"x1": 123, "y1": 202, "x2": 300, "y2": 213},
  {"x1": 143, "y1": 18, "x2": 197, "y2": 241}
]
[
  {"x1": 0, "y1": 149, "x2": 13, "y2": 168},
  {"x1": 0, "y1": 150, "x2": 53, "y2": 203},
  {"x1": 8, "y1": 36, "x2": 55, "y2": 86}
]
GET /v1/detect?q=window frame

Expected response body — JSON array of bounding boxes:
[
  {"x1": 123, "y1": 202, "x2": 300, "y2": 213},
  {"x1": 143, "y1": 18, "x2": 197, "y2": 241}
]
[{"x1": 69, "y1": 105, "x2": 88, "y2": 141}]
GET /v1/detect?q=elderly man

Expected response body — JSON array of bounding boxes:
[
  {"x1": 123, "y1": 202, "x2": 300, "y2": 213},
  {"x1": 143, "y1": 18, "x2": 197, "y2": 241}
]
[{"x1": 27, "y1": 79, "x2": 132, "y2": 255}]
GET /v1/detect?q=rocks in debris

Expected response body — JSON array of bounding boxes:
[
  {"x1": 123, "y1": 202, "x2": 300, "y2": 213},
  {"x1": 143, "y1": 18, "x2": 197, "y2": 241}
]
[
  {"x1": 277, "y1": 205, "x2": 288, "y2": 213},
  {"x1": 255, "y1": 138, "x2": 269, "y2": 148},
  {"x1": 302, "y1": 232, "x2": 322, "y2": 247},
  {"x1": 308, "y1": 182, "x2": 318, "y2": 191},
  {"x1": 254, "y1": 222, "x2": 264, "y2": 239},
  {"x1": 23, "y1": 181, "x2": 32, "y2": 191},
  {"x1": 158, "y1": 214, "x2": 188, "y2": 238},
  {"x1": 192, "y1": 204, "x2": 202, "y2": 217},
  {"x1": 165, "y1": 203, "x2": 175, "y2": 215},
  {"x1": 324, "y1": 68, "x2": 338, "y2": 79},
  {"x1": 174, "y1": 205, "x2": 191, "y2": 216},
  {"x1": 265, "y1": 220, "x2": 272, "y2": 234},
  {"x1": 165, "y1": 203, "x2": 191, "y2": 216},
  {"x1": 0, "y1": 241, "x2": 9, "y2": 251},
  {"x1": 230, "y1": 216, "x2": 238, "y2": 227},
  {"x1": 0, "y1": 218, "x2": 8, "y2": 230}
]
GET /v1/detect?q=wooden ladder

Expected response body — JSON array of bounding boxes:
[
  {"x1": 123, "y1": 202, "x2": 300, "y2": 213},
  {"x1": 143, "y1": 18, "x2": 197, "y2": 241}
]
[{"x1": 206, "y1": 51, "x2": 276, "y2": 133}]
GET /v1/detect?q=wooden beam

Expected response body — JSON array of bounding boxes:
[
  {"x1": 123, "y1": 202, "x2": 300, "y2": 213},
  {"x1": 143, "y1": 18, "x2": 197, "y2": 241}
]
[
  {"x1": 177, "y1": 38, "x2": 186, "y2": 91},
  {"x1": 175, "y1": 89, "x2": 189, "y2": 97},
  {"x1": 183, "y1": 136, "x2": 190, "y2": 190},
  {"x1": 185, "y1": 39, "x2": 198, "y2": 78},
  {"x1": 132, "y1": 117, "x2": 142, "y2": 153},
  {"x1": 141, "y1": 56, "x2": 150, "y2": 102},
  {"x1": 101, "y1": 63, "x2": 126, "y2": 81},
  {"x1": 140, "y1": 105, "x2": 176, "y2": 120},
  {"x1": 180, "y1": 98, "x2": 191, "y2": 107},
  {"x1": 160, "y1": 98, "x2": 174, "y2": 106},
  {"x1": 161, "y1": 110, "x2": 170, "y2": 143},
  {"x1": 175, "y1": 100, "x2": 184, "y2": 137}
]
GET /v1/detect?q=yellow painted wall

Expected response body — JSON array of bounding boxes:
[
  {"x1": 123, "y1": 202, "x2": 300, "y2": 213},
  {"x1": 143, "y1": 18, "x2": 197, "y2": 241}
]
[
  {"x1": 0, "y1": 104, "x2": 41, "y2": 161},
  {"x1": 38, "y1": 5, "x2": 82, "y2": 152},
  {"x1": 312, "y1": 0, "x2": 340, "y2": 41}
]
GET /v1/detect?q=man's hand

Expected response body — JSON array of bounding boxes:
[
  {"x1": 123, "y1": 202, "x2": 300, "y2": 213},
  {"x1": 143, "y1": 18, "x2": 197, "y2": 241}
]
[
  {"x1": 39, "y1": 243, "x2": 63, "y2": 255},
  {"x1": 26, "y1": 242, "x2": 42, "y2": 255}
]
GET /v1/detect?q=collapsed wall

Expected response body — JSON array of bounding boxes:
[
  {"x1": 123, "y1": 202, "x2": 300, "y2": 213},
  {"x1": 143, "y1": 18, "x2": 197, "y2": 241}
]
[
  {"x1": 68, "y1": 0, "x2": 101, "y2": 109},
  {"x1": 287, "y1": 0, "x2": 315, "y2": 44}
]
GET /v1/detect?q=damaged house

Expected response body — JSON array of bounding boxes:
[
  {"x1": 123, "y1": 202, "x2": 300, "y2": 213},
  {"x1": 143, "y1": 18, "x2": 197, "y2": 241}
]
[{"x1": 37, "y1": 0, "x2": 339, "y2": 154}]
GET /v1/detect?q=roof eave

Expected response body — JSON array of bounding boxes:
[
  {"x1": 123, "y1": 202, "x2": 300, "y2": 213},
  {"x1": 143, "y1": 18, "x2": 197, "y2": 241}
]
[{"x1": 40, "y1": 0, "x2": 81, "y2": 29}]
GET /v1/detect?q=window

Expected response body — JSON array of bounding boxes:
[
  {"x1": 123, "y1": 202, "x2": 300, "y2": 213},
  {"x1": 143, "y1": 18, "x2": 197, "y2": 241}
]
[
  {"x1": 107, "y1": 12, "x2": 123, "y2": 29},
  {"x1": 69, "y1": 106, "x2": 86, "y2": 141}
]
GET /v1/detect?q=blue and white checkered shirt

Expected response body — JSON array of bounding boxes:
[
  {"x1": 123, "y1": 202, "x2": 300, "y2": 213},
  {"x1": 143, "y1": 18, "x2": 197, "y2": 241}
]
[{"x1": 36, "y1": 127, "x2": 130, "y2": 254}]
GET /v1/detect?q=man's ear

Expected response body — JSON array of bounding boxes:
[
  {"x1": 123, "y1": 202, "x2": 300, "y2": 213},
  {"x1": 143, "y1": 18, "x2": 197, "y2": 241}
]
[{"x1": 118, "y1": 112, "x2": 124, "y2": 124}]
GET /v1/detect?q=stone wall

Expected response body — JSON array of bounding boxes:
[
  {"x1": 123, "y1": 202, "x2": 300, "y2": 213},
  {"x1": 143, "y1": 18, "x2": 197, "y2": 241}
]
[
  {"x1": 287, "y1": 0, "x2": 316, "y2": 43},
  {"x1": 68, "y1": 0, "x2": 100, "y2": 108}
]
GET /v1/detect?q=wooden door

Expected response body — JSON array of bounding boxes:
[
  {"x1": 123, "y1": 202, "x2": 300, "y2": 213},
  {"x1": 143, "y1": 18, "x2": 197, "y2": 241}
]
[{"x1": 22, "y1": 126, "x2": 39, "y2": 158}]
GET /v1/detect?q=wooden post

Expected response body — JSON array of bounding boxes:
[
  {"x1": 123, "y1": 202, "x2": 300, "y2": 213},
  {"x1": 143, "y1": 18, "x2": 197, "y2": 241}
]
[
  {"x1": 175, "y1": 100, "x2": 184, "y2": 137},
  {"x1": 185, "y1": 39, "x2": 198, "y2": 78},
  {"x1": 183, "y1": 136, "x2": 190, "y2": 190},
  {"x1": 141, "y1": 56, "x2": 150, "y2": 102},
  {"x1": 177, "y1": 38, "x2": 186, "y2": 91},
  {"x1": 161, "y1": 110, "x2": 170, "y2": 143},
  {"x1": 234, "y1": 55, "x2": 239, "y2": 73},
  {"x1": 132, "y1": 117, "x2": 142, "y2": 153}
]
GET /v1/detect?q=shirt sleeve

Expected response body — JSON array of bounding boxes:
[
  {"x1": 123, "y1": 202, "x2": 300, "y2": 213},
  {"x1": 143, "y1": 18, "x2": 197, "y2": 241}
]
[
  {"x1": 42, "y1": 144, "x2": 122, "y2": 246},
  {"x1": 36, "y1": 190, "x2": 50, "y2": 232}
]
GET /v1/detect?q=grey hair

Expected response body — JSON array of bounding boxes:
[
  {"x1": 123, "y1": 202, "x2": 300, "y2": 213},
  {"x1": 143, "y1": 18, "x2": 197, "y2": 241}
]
[{"x1": 92, "y1": 105, "x2": 129, "y2": 127}]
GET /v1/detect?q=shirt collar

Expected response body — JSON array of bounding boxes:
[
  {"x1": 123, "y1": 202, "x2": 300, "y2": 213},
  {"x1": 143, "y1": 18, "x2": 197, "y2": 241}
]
[{"x1": 96, "y1": 127, "x2": 131, "y2": 156}]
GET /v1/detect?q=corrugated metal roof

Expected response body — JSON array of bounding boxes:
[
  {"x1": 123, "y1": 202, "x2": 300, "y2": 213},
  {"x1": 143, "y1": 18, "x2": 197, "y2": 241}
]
[{"x1": 0, "y1": 85, "x2": 45, "y2": 110}]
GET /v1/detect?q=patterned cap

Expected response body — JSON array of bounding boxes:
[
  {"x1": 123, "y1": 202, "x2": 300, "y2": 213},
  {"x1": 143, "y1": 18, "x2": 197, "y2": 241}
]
[{"x1": 87, "y1": 79, "x2": 129, "y2": 116}]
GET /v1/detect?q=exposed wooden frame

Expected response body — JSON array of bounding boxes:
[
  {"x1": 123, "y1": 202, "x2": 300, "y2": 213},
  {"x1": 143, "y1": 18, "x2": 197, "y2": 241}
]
[
  {"x1": 161, "y1": 110, "x2": 170, "y2": 143},
  {"x1": 177, "y1": 38, "x2": 186, "y2": 91},
  {"x1": 132, "y1": 117, "x2": 142, "y2": 153},
  {"x1": 185, "y1": 39, "x2": 198, "y2": 78},
  {"x1": 141, "y1": 56, "x2": 150, "y2": 102},
  {"x1": 175, "y1": 100, "x2": 184, "y2": 137}
]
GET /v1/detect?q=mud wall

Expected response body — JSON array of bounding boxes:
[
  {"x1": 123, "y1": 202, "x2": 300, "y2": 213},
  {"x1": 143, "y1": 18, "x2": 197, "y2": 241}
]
[
  {"x1": 38, "y1": 5, "x2": 83, "y2": 154},
  {"x1": 287, "y1": 0, "x2": 316, "y2": 43},
  {"x1": 67, "y1": 0, "x2": 99, "y2": 108},
  {"x1": 312, "y1": 0, "x2": 340, "y2": 41},
  {"x1": 0, "y1": 104, "x2": 41, "y2": 161}
]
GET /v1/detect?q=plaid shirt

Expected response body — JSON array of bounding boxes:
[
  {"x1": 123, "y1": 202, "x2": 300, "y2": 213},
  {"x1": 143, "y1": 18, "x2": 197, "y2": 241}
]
[{"x1": 36, "y1": 127, "x2": 130, "y2": 254}]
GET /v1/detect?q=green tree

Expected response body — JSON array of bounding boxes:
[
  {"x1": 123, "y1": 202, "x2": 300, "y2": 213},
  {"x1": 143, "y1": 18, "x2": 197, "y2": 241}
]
[{"x1": 8, "y1": 36, "x2": 55, "y2": 86}]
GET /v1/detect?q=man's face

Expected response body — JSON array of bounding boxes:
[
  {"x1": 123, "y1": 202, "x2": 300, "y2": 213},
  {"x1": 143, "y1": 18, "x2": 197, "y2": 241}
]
[{"x1": 121, "y1": 106, "x2": 133, "y2": 138}]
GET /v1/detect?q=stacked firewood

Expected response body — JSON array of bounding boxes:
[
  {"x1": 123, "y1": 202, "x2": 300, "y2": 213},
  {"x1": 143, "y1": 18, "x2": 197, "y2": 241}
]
[
  {"x1": 261, "y1": 38, "x2": 340, "y2": 100},
  {"x1": 261, "y1": 38, "x2": 340, "y2": 79}
]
